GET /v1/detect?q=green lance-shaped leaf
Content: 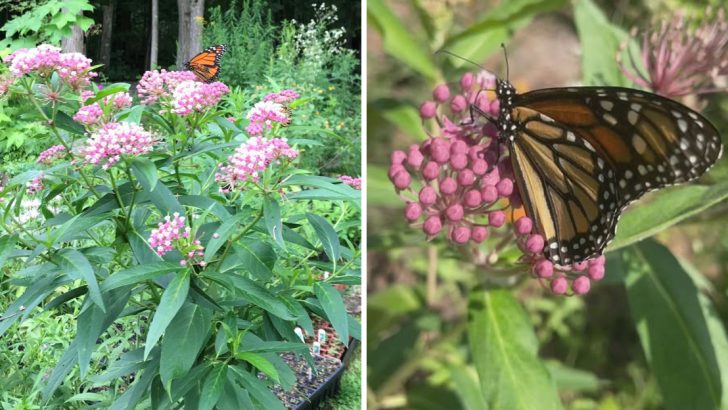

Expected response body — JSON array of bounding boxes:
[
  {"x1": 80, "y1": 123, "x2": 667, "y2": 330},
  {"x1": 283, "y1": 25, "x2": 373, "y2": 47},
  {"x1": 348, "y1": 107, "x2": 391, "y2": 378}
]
[
  {"x1": 367, "y1": 0, "x2": 439, "y2": 81},
  {"x1": 144, "y1": 271, "x2": 190, "y2": 359},
  {"x1": 621, "y1": 240, "x2": 722, "y2": 410},
  {"x1": 0, "y1": 234, "x2": 17, "y2": 270},
  {"x1": 468, "y1": 289, "x2": 563, "y2": 410},
  {"x1": 57, "y1": 249, "x2": 104, "y2": 311},
  {"x1": 230, "y1": 365, "x2": 286, "y2": 410},
  {"x1": 314, "y1": 282, "x2": 349, "y2": 343},
  {"x1": 131, "y1": 157, "x2": 159, "y2": 191},
  {"x1": 306, "y1": 213, "x2": 341, "y2": 264},
  {"x1": 199, "y1": 364, "x2": 228, "y2": 410},
  {"x1": 263, "y1": 197, "x2": 285, "y2": 249},
  {"x1": 160, "y1": 302, "x2": 213, "y2": 391}
]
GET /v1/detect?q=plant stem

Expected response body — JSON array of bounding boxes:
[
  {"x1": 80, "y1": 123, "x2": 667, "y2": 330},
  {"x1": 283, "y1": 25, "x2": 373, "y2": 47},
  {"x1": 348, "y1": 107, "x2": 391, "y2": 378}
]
[
  {"x1": 21, "y1": 79, "x2": 101, "y2": 199},
  {"x1": 215, "y1": 208, "x2": 264, "y2": 269}
]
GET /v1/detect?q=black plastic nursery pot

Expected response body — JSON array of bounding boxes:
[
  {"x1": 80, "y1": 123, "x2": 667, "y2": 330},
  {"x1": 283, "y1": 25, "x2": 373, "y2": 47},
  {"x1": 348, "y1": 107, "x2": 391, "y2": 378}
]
[
  {"x1": 294, "y1": 361, "x2": 346, "y2": 410},
  {"x1": 341, "y1": 337, "x2": 359, "y2": 367},
  {"x1": 269, "y1": 337, "x2": 360, "y2": 409}
]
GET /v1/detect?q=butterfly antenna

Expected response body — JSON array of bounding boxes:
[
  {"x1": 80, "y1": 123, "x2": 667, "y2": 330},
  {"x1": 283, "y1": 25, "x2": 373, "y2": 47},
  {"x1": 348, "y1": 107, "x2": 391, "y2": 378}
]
[
  {"x1": 500, "y1": 43, "x2": 510, "y2": 81},
  {"x1": 435, "y1": 49, "x2": 489, "y2": 72}
]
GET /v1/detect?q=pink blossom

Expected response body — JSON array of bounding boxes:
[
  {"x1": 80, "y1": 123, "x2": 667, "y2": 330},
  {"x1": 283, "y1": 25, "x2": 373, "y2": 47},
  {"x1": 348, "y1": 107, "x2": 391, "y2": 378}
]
[
  {"x1": 26, "y1": 173, "x2": 44, "y2": 195},
  {"x1": 148, "y1": 213, "x2": 206, "y2": 263},
  {"x1": 82, "y1": 122, "x2": 155, "y2": 169},
  {"x1": 56, "y1": 52, "x2": 96, "y2": 88},
  {"x1": 136, "y1": 69, "x2": 198, "y2": 104},
  {"x1": 245, "y1": 100, "x2": 290, "y2": 136},
  {"x1": 171, "y1": 80, "x2": 229, "y2": 116},
  {"x1": 215, "y1": 137, "x2": 299, "y2": 191},
  {"x1": 36, "y1": 145, "x2": 67, "y2": 164},
  {"x1": 338, "y1": 175, "x2": 361, "y2": 190},
  {"x1": 74, "y1": 103, "x2": 104, "y2": 125},
  {"x1": 74, "y1": 91, "x2": 133, "y2": 126},
  {"x1": 263, "y1": 89, "x2": 300, "y2": 103},
  {"x1": 618, "y1": 8, "x2": 728, "y2": 97},
  {"x1": 0, "y1": 75, "x2": 14, "y2": 97},
  {"x1": 148, "y1": 213, "x2": 188, "y2": 256},
  {"x1": 3, "y1": 45, "x2": 96, "y2": 88},
  {"x1": 4, "y1": 44, "x2": 62, "y2": 77}
]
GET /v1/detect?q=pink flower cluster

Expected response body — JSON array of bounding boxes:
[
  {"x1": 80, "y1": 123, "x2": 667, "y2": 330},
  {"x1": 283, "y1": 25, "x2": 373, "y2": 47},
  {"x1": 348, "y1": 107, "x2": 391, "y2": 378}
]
[
  {"x1": 82, "y1": 122, "x2": 155, "y2": 169},
  {"x1": 338, "y1": 175, "x2": 361, "y2": 190},
  {"x1": 215, "y1": 137, "x2": 299, "y2": 191},
  {"x1": 391, "y1": 71, "x2": 606, "y2": 295},
  {"x1": 0, "y1": 75, "x2": 13, "y2": 97},
  {"x1": 264, "y1": 89, "x2": 300, "y2": 103},
  {"x1": 618, "y1": 8, "x2": 728, "y2": 97},
  {"x1": 3, "y1": 44, "x2": 96, "y2": 88},
  {"x1": 26, "y1": 173, "x2": 44, "y2": 195},
  {"x1": 171, "y1": 80, "x2": 230, "y2": 116},
  {"x1": 36, "y1": 144, "x2": 67, "y2": 164},
  {"x1": 148, "y1": 213, "x2": 206, "y2": 266},
  {"x1": 74, "y1": 91, "x2": 133, "y2": 126},
  {"x1": 245, "y1": 100, "x2": 290, "y2": 136},
  {"x1": 136, "y1": 69, "x2": 198, "y2": 104},
  {"x1": 74, "y1": 103, "x2": 103, "y2": 125}
]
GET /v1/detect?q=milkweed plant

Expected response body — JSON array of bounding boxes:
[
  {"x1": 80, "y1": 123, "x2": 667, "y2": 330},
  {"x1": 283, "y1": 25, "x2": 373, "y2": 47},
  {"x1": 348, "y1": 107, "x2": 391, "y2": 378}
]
[{"x1": 0, "y1": 44, "x2": 361, "y2": 408}]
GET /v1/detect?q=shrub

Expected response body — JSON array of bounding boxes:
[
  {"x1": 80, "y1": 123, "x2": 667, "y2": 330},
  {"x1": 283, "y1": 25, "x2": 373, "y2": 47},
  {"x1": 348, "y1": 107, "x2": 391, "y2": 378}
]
[{"x1": 0, "y1": 44, "x2": 361, "y2": 408}]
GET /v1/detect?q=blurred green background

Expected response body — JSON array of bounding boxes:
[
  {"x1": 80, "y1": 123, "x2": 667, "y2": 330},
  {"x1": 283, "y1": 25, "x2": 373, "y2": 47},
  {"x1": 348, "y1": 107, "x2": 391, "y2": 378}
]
[{"x1": 367, "y1": 0, "x2": 728, "y2": 409}]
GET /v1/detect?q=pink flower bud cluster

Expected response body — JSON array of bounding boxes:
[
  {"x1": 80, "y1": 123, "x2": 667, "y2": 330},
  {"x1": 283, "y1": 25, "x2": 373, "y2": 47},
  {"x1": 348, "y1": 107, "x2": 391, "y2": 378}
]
[
  {"x1": 82, "y1": 122, "x2": 155, "y2": 169},
  {"x1": 245, "y1": 100, "x2": 290, "y2": 136},
  {"x1": 73, "y1": 91, "x2": 133, "y2": 126},
  {"x1": 148, "y1": 213, "x2": 207, "y2": 266},
  {"x1": 390, "y1": 137, "x2": 514, "y2": 245},
  {"x1": 3, "y1": 44, "x2": 96, "y2": 88},
  {"x1": 26, "y1": 173, "x2": 44, "y2": 195},
  {"x1": 0, "y1": 75, "x2": 13, "y2": 97},
  {"x1": 171, "y1": 80, "x2": 230, "y2": 116},
  {"x1": 36, "y1": 144, "x2": 67, "y2": 164},
  {"x1": 263, "y1": 89, "x2": 300, "y2": 103},
  {"x1": 338, "y1": 175, "x2": 361, "y2": 190},
  {"x1": 136, "y1": 69, "x2": 198, "y2": 104},
  {"x1": 74, "y1": 103, "x2": 103, "y2": 125},
  {"x1": 215, "y1": 137, "x2": 299, "y2": 192},
  {"x1": 513, "y1": 216, "x2": 606, "y2": 295},
  {"x1": 391, "y1": 71, "x2": 606, "y2": 295}
]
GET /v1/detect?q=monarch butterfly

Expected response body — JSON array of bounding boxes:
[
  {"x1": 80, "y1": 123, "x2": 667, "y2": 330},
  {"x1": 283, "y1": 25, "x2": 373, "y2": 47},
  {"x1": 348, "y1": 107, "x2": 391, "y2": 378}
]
[
  {"x1": 472, "y1": 52, "x2": 723, "y2": 266},
  {"x1": 184, "y1": 44, "x2": 227, "y2": 83}
]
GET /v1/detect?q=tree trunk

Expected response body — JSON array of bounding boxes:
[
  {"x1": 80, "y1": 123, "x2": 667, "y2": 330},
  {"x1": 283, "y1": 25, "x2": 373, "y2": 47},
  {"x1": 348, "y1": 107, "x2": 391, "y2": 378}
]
[
  {"x1": 176, "y1": 0, "x2": 205, "y2": 68},
  {"x1": 99, "y1": 0, "x2": 116, "y2": 70},
  {"x1": 61, "y1": 0, "x2": 85, "y2": 54},
  {"x1": 149, "y1": 0, "x2": 159, "y2": 69}
]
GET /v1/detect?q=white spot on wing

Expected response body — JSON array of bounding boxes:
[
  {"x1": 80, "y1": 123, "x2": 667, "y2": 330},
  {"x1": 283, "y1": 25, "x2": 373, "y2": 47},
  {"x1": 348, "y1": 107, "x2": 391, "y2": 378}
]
[
  {"x1": 603, "y1": 113, "x2": 618, "y2": 125},
  {"x1": 677, "y1": 119, "x2": 688, "y2": 133}
]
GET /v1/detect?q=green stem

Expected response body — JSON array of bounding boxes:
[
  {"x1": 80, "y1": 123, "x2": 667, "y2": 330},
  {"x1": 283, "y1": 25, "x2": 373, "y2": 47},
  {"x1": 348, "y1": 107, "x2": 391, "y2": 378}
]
[
  {"x1": 21, "y1": 79, "x2": 101, "y2": 199},
  {"x1": 215, "y1": 208, "x2": 265, "y2": 269}
]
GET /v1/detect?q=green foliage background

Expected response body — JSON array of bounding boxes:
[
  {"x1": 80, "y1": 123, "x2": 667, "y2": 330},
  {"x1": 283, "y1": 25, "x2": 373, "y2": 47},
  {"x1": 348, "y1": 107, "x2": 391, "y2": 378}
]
[{"x1": 367, "y1": 0, "x2": 728, "y2": 409}]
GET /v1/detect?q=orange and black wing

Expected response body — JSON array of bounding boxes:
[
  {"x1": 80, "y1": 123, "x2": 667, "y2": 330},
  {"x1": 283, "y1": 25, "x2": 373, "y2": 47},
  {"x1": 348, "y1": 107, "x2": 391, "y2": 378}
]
[
  {"x1": 508, "y1": 107, "x2": 618, "y2": 265},
  {"x1": 185, "y1": 44, "x2": 227, "y2": 83},
  {"x1": 517, "y1": 87, "x2": 723, "y2": 207}
]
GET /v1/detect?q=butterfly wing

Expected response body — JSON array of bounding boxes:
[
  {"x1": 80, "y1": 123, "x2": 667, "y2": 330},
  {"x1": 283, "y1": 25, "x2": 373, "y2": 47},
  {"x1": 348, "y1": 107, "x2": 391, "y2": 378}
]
[
  {"x1": 517, "y1": 87, "x2": 723, "y2": 207},
  {"x1": 509, "y1": 106, "x2": 619, "y2": 265},
  {"x1": 185, "y1": 44, "x2": 227, "y2": 83}
]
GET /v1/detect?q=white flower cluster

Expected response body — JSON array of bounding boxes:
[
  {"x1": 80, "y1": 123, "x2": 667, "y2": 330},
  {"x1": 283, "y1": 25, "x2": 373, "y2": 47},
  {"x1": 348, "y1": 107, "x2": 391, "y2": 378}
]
[{"x1": 294, "y1": 3, "x2": 347, "y2": 70}]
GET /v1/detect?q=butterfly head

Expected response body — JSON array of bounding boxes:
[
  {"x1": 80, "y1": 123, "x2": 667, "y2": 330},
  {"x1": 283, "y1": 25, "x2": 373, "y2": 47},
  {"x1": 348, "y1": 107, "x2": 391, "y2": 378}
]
[{"x1": 495, "y1": 78, "x2": 518, "y2": 142}]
